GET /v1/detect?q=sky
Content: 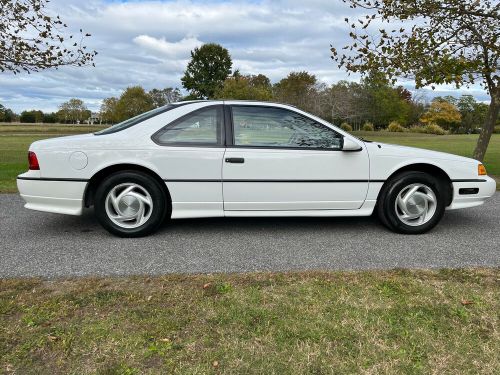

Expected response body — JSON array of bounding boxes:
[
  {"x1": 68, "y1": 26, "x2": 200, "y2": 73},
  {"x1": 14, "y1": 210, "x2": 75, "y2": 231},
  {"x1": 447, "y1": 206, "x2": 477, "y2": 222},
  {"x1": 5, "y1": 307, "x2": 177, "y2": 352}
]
[{"x1": 0, "y1": 0, "x2": 490, "y2": 113}]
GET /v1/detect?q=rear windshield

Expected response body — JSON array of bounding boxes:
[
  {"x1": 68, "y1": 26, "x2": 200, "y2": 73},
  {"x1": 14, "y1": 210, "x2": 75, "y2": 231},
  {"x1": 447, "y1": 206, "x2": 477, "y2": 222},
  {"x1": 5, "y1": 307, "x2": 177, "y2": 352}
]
[{"x1": 95, "y1": 104, "x2": 177, "y2": 135}]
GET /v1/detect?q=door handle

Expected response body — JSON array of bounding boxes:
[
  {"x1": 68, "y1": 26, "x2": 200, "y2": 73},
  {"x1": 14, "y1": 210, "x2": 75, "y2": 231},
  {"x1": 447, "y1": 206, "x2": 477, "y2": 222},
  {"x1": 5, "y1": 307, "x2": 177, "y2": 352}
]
[{"x1": 225, "y1": 157, "x2": 245, "y2": 163}]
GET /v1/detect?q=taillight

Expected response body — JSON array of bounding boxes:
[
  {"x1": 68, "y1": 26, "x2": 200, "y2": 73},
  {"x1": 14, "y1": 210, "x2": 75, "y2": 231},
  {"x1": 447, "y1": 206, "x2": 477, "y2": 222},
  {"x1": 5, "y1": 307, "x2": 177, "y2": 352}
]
[{"x1": 28, "y1": 151, "x2": 40, "y2": 170}]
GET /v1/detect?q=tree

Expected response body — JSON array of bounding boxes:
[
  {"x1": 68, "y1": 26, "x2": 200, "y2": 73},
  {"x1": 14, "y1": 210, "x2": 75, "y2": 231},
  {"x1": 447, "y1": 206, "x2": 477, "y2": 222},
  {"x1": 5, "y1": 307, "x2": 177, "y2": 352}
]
[
  {"x1": 407, "y1": 99, "x2": 427, "y2": 127},
  {"x1": 20, "y1": 110, "x2": 44, "y2": 123},
  {"x1": 215, "y1": 73, "x2": 273, "y2": 100},
  {"x1": 0, "y1": 0, "x2": 96, "y2": 74},
  {"x1": 250, "y1": 74, "x2": 272, "y2": 89},
  {"x1": 148, "y1": 88, "x2": 182, "y2": 108},
  {"x1": 273, "y1": 71, "x2": 319, "y2": 111},
  {"x1": 332, "y1": 0, "x2": 500, "y2": 161},
  {"x1": 325, "y1": 81, "x2": 368, "y2": 126},
  {"x1": 57, "y1": 98, "x2": 90, "y2": 124},
  {"x1": 396, "y1": 86, "x2": 412, "y2": 102},
  {"x1": 457, "y1": 95, "x2": 489, "y2": 133},
  {"x1": 42, "y1": 112, "x2": 57, "y2": 123},
  {"x1": 114, "y1": 86, "x2": 154, "y2": 122},
  {"x1": 99, "y1": 97, "x2": 119, "y2": 124},
  {"x1": 0, "y1": 104, "x2": 16, "y2": 122},
  {"x1": 420, "y1": 100, "x2": 462, "y2": 130},
  {"x1": 361, "y1": 71, "x2": 411, "y2": 127},
  {"x1": 181, "y1": 43, "x2": 232, "y2": 99}
]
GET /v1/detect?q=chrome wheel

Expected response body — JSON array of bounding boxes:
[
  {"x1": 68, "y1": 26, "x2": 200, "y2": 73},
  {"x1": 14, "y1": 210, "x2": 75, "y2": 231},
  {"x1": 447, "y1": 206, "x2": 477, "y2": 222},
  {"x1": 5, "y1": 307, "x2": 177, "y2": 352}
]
[
  {"x1": 105, "y1": 183, "x2": 153, "y2": 229},
  {"x1": 394, "y1": 183, "x2": 437, "y2": 226}
]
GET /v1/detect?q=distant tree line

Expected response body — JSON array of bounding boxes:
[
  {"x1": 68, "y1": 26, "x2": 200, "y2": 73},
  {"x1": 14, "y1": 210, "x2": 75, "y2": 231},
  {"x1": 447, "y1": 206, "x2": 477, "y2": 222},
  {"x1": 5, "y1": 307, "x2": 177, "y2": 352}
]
[
  {"x1": 212, "y1": 70, "x2": 493, "y2": 133},
  {"x1": 100, "y1": 87, "x2": 182, "y2": 124},
  {"x1": 0, "y1": 87, "x2": 182, "y2": 124},
  {"x1": 1, "y1": 98, "x2": 92, "y2": 124}
]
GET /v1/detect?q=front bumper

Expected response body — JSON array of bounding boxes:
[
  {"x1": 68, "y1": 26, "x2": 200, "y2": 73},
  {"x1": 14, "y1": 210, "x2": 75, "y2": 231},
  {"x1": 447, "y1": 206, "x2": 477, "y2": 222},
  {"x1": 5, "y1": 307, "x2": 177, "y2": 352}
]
[
  {"x1": 447, "y1": 176, "x2": 497, "y2": 210},
  {"x1": 17, "y1": 174, "x2": 86, "y2": 215}
]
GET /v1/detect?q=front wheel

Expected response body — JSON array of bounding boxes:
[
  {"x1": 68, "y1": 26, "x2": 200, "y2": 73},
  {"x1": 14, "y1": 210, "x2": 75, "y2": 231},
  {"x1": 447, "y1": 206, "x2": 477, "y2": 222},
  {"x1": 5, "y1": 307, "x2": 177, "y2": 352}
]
[
  {"x1": 94, "y1": 171, "x2": 168, "y2": 237},
  {"x1": 377, "y1": 171, "x2": 447, "y2": 234}
]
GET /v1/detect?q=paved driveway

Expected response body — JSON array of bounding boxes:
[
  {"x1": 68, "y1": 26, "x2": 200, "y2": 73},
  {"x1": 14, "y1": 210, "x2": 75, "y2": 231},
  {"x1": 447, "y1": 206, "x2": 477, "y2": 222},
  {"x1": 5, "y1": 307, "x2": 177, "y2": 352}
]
[{"x1": 0, "y1": 194, "x2": 498, "y2": 278}]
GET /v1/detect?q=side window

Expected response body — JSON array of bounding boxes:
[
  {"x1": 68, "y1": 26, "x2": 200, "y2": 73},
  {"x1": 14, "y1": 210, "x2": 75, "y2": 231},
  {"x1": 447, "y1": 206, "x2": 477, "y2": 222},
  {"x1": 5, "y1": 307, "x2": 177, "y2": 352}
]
[
  {"x1": 154, "y1": 106, "x2": 222, "y2": 145},
  {"x1": 231, "y1": 106, "x2": 343, "y2": 149}
]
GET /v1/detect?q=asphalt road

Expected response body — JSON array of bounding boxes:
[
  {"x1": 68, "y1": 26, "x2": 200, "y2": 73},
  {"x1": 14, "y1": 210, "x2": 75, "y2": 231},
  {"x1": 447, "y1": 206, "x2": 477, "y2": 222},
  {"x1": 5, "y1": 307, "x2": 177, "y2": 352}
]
[{"x1": 0, "y1": 194, "x2": 499, "y2": 278}]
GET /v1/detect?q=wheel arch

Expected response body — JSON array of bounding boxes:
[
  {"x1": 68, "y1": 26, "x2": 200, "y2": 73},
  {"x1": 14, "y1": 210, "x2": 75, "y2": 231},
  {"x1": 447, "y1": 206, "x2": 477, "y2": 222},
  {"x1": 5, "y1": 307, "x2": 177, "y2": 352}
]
[
  {"x1": 381, "y1": 163, "x2": 453, "y2": 206},
  {"x1": 84, "y1": 163, "x2": 171, "y2": 208}
]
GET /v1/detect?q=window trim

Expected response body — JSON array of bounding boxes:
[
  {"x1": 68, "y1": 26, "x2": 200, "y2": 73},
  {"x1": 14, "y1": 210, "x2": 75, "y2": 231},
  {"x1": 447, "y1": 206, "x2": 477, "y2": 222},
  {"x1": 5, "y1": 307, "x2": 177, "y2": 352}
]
[
  {"x1": 151, "y1": 104, "x2": 225, "y2": 147},
  {"x1": 227, "y1": 104, "x2": 346, "y2": 151}
]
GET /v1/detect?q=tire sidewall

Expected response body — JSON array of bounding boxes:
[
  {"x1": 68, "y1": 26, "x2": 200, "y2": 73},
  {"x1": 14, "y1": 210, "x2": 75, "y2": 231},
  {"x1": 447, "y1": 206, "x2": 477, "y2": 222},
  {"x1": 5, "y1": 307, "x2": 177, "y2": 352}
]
[
  {"x1": 383, "y1": 172, "x2": 446, "y2": 234},
  {"x1": 94, "y1": 171, "x2": 167, "y2": 237}
]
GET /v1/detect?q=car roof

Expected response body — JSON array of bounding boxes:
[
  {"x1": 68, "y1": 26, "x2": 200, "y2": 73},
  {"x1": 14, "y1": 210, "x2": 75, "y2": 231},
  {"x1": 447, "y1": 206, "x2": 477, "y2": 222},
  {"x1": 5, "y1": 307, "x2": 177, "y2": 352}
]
[{"x1": 171, "y1": 100, "x2": 297, "y2": 108}]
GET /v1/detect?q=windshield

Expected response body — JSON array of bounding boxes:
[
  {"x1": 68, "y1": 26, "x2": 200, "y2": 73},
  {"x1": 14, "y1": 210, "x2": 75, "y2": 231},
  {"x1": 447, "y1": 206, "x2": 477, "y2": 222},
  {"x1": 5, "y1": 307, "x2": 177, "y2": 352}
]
[{"x1": 95, "y1": 104, "x2": 177, "y2": 135}]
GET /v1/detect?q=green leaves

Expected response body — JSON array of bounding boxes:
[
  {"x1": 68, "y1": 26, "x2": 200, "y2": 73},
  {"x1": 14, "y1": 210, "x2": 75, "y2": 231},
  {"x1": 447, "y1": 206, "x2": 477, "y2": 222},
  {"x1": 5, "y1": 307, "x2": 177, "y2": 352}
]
[
  {"x1": 113, "y1": 87, "x2": 154, "y2": 123},
  {"x1": 181, "y1": 43, "x2": 233, "y2": 99},
  {"x1": 56, "y1": 98, "x2": 90, "y2": 124},
  {"x1": 99, "y1": 86, "x2": 182, "y2": 124},
  {"x1": 214, "y1": 73, "x2": 273, "y2": 101}
]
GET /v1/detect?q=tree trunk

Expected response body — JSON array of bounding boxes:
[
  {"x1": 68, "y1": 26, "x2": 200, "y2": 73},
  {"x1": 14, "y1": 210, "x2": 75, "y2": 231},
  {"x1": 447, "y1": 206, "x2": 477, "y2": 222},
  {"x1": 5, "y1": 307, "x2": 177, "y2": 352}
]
[{"x1": 473, "y1": 89, "x2": 499, "y2": 162}]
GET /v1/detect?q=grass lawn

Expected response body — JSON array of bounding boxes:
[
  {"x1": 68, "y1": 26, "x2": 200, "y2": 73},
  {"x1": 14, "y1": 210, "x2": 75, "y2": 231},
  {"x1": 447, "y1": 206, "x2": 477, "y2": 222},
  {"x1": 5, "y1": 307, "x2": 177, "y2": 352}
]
[
  {"x1": 0, "y1": 124, "x2": 499, "y2": 192},
  {"x1": 1, "y1": 269, "x2": 499, "y2": 374}
]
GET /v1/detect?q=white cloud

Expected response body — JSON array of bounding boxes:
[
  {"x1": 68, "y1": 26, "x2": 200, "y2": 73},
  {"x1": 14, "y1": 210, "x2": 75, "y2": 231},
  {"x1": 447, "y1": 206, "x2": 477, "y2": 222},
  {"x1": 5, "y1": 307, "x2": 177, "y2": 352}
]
[
  {"x1": 133, "y1": 35, "x2": 203, "y2": 58},
  {"x1": 0, "y1": 0, "x2": 490, "y2": 113}
]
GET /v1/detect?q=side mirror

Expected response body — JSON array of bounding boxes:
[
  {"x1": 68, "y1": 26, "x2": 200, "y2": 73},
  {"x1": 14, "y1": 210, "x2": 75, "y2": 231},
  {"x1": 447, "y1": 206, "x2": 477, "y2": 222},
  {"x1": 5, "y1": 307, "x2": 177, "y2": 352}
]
[{"x1": 342, "y1": 138, "x2": 362, "y2": 152}]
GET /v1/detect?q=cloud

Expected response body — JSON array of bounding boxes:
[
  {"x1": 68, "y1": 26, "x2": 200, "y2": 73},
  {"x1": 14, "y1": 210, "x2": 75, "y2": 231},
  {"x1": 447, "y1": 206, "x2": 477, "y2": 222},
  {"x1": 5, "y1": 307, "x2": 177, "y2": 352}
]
[
  {"x1": 133, "y1": 35, "x2": 203, "y2": 58},
  {"x1": 0, "y1": 0, "x2": 490, "y2": 113}
]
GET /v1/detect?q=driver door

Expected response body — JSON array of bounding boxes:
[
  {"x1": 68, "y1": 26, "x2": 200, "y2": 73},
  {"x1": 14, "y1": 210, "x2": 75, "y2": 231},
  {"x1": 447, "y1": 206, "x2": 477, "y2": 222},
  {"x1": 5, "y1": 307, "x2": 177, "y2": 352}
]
[{"x1": 222, "y1": 105, "x2": 369, "y2": 211}]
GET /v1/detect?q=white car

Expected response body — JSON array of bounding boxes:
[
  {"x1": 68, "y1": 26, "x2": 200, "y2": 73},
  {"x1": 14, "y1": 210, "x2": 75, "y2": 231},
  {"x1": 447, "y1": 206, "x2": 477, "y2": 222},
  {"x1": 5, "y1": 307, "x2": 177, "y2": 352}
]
[{"x1": 17, "y1": 100, "x2": 496, "y2": 237}]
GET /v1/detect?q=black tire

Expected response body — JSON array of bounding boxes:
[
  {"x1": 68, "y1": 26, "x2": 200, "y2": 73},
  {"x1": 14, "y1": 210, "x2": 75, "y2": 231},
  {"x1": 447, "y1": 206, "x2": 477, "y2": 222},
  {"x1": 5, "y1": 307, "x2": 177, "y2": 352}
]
[
  {"x1": 94, "y1": 171, "x2": 169, "y2": 237},
  {"x1": 376, "y1": 171, "x2": 447, "y2": 234}
]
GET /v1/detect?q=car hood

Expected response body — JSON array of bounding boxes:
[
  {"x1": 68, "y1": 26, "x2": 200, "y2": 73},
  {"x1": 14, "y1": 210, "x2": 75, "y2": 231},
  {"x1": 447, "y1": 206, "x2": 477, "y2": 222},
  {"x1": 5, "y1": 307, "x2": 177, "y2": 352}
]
[{"x1": 367, "y1": 141, "x2": 478, "y2": 164}]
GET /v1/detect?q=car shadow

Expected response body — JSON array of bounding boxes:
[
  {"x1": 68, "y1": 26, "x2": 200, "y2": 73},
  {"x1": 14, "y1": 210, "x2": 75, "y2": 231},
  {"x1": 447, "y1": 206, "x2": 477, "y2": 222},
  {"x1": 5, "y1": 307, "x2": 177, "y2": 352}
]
[
  {"x1": 33, "y1": 205, "x2": 487, "y2": 239},
  {"x1": 54, "y1": 207, "x2": 381, "y2": 236}
]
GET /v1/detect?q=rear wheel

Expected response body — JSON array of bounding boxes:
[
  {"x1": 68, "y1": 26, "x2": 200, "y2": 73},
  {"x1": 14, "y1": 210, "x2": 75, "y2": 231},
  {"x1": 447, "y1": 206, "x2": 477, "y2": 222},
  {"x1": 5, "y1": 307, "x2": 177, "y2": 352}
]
[
  {"x1": 94, "y1": 171, "x2": 168, "y2": 237},
  {"x1": 377, "y1": 171, "x2": 446, "y2": 234}
]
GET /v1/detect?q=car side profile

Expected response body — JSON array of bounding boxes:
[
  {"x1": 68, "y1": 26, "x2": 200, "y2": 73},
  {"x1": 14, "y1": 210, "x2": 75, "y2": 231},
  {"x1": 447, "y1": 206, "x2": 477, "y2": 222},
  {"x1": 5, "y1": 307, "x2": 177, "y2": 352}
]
[{"x1": 17, "y1": 100, "x2": 496, "y2": 237}]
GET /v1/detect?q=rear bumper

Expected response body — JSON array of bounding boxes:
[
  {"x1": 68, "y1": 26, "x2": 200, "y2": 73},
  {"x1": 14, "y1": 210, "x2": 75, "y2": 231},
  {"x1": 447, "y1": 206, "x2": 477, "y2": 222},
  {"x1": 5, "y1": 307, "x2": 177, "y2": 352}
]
[
  {"x1": 447, "y1": 176, "x2": 497, "y2": 210},
  {"x1": 17, "y1": 175, "x2": 86, "y2": 215}
]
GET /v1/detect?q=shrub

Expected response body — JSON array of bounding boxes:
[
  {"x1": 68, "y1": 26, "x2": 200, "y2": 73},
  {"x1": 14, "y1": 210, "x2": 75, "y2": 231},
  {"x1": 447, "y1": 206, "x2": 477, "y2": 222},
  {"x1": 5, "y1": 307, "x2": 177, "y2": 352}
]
[
  {"x1": 362, "y1": 122, "x2": 374, "y2": 131},
  {"x1": 387, "y1": 121, "x2": 405, "y2": 132},
  {"x1": 494, "y1": 126, "x2": 500, "y2": 134},
  {"x1": 409, "y1": 125, "x2": 426, "y2": 133},
  {"x1": 340, "y1": 122, "x2": 353, "y2": 132},
  {"x1": 424, "y1": 123, "x2": 446, "y2": 135}
]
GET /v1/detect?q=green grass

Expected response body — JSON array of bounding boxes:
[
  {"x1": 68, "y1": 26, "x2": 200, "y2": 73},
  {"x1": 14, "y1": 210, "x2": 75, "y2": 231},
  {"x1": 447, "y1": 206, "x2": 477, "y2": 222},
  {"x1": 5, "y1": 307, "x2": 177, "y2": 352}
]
[
  {"x1": 0, "y1": 270, "x2": 498, "y2": 374},
  {"x1": 0, "y1": 123, "x2": 106, "y2": 134},
  {"x1": 1, "y1": 125, "x2": 499, "y2": 192}
]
